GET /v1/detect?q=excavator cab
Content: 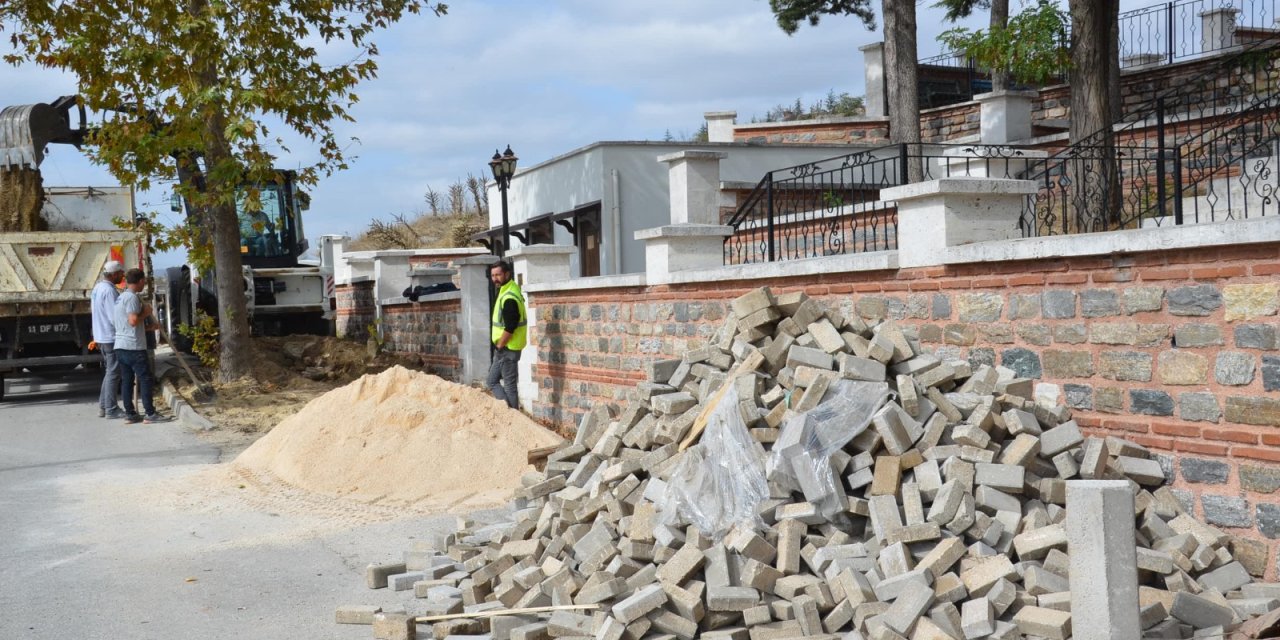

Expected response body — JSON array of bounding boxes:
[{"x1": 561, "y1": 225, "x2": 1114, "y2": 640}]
[{"x1": 172, "y1": 169, "x2": 310, "y2": 270}]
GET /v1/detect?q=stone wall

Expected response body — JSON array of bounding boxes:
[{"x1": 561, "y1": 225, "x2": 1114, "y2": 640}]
[
  {"x1": 528, "y1": 241, "x2": 1280, "y2": 572},
  {"x1": 920, "y1": 102, "x2": 981, "y2": 143},
  {"x1": 334, "y1": 281, "x2": 375, "y2": 341},
  {"x1": 382, "y1": 295, "x2": 463, "y2": 380}
]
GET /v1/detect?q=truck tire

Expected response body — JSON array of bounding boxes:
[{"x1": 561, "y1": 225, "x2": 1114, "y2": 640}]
[{"x1": 166, "y1": 266, "x2": 195, "y2": 354}]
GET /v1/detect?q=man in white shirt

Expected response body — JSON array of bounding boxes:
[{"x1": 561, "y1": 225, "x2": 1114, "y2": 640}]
[
  {"x1": 91, "y1": 261, "x2": 126, "y2": 419},
  {"x1": 113, "y1": 268, "x2": 170, "y2": 424}
]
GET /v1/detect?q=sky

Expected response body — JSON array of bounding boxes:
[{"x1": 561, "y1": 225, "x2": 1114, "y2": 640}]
[{"x1": 0, "y1": 0, "x2": 1159, "y2": 268}]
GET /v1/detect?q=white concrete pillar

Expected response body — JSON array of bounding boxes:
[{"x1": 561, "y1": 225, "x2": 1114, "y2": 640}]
[
  {"x1": 635, "y1": 225, "x2": 733, "y2": 281},
  {"x1": 880, "y1": 178, "x2": 1036, "y2": 269},
  {"x1": 455, "y1": 254, "x2": 500, "y2": 385},
  {"x1": 507, "y1": 244, "x2": 576, "y2": 412},
  {"x1": 860, "y1": 42, "x2": 886, "y2": 118},
  {"x1": 659, "y1": 150, "x2": 729, "y2": 225},
  {"x1": 1201, "y1": 8, "x2": 1240, "y2": 51},
  {"x1": 976, "y1": 90, "x2": 1037, "y2": 145},
  {"x1": 1067, "y1": 480, "x2": 1141, "y2": 640},
  {"x1": 704, "y1": 111, "x2": 737, "y2": 143}
]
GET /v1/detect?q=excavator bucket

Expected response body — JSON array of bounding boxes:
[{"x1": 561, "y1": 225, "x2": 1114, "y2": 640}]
[{"x1": 0, "y1": 96, "x2": 86, "y2": 169}]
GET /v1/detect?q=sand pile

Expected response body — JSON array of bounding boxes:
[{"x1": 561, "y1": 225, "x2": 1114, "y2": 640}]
[{"x1": 233, "y1": 366, "x2": 562, "y2": 506}]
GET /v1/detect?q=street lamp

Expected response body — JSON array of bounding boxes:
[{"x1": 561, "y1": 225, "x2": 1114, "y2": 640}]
[{"x1": 489, "y1": 145, "x2": 518, "y2": 256}]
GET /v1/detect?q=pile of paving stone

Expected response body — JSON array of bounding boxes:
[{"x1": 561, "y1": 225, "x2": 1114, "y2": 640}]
[{"x1": 347, "y1": 287, "x2": 1280, "y2": 640}]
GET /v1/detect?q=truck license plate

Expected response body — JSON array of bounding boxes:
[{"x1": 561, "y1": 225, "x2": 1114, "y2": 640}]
[{"x1": 25, "y1": 322, "x2": 74, "y2": 338}]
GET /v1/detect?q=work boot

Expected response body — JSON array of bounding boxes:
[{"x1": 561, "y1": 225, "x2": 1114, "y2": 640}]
[
  {"x1": 124, "y1": 414, "x2": 143, "y2": 424},
  {"x1": 105, "y1": 408, "x2": 126, "y2": 419},
  {"x1": 143, "y1": 413, "x2": 172, "y2": 424}
]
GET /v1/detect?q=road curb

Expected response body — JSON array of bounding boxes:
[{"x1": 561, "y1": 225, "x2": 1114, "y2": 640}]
[{"x1": 160, "y1": 379, "x2": 215, "y2": 431}]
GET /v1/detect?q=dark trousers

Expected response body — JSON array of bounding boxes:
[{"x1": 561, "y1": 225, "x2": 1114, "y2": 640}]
[
  {"x1": 116, "y1": 349, "x2": 155, "y2": 417},
  {"x1": 487, "y1": 348, "x2": 520, "y2": 409}
]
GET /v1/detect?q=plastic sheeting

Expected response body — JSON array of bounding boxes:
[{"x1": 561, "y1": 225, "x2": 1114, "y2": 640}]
[
  {"x1": 768, "y1": 379, "x2": 893, "y2": 520},
  {"x1": 656, "y1": 384, "x2": 770, "y2": 540}
]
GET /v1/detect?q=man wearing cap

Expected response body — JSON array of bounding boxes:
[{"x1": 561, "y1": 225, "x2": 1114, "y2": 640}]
[{"x1": 91, "y1": 261, "x2": 126, "y2": 419}]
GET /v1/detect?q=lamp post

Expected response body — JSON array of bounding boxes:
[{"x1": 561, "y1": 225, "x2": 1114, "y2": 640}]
[{"x1": 489, "y1": 145, "x2": 518, "y2": 256}]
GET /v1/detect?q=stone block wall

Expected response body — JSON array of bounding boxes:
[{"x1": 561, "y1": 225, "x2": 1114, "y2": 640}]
[
  {"x1": 732, "y1": 119, "x2": 889, "y2": 145},
  {"x1": 334, "y1": 281, "x2": 375, "y2": 341},
  {"x1": 920, "y1": 102, "x2": 981, "y2": 143},
  {"x1": 529, "y1": 240, "x2": 1280, "y2": 573},
  {"x1": 382, "y1": 296, "x2": 463, "y2": 380}
]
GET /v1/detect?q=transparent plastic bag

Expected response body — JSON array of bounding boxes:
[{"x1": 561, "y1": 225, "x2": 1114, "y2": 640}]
[
  {"x1": 654, "y1": 385, "x2": 770, "y2": 540},
  {"x1": 767, "y1": 379, "x2": 892, "y2": 520}
]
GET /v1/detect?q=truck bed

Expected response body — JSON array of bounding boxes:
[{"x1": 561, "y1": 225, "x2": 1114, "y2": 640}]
[{"x1": 0, "y1": 230, "x2": 143, "y2": 305}]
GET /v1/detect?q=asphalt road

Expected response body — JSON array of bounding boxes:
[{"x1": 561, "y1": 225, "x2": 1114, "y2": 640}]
[{"x1": 0, "y1": 371, "x2": 485, "y2": 639}]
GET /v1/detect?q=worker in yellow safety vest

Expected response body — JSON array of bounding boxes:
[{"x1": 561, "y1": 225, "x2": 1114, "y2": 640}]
[{"x1": 488, "y1": 260, "x2": 526, "y2": 409}]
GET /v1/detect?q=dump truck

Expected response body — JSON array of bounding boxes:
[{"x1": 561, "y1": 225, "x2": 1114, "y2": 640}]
[{"x1": 0, "y1": 96, "x2": 145, "y2": 399}]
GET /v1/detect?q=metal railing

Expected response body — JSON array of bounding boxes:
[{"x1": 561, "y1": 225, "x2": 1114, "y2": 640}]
[
  {"x1": 724, "y1": 144, "x2": 1041, "y2": 265},
  {"x1": 924, "y1": 0, "x2": 1280, "y2": 79},
  {"x1": 1022, "y1": 38, "x2": 1280, "y2": 235}
]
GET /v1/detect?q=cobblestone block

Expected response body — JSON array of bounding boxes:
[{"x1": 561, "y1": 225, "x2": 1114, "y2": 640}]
[
  {"x1": 1236, "y1": 324, "x2": 1278, "y2": 350},
  {"x1": 1137, "y1": 323, "x2": 1172, "y2": 347},
  {"x1": 1264, "y1": 355, "x2": 1280, "y2": 392},
  {"x1": 1090, "y1": 322, "x2": 1138, "y2": 345},
  {"x1": 1202, "y1": 495, "x2": 1251, "y2": 529},
  {"x1": 1096, "y1": 386, "x2": 1124, "y2": 413},
  {"x1": 1130, "y1": 389, "x2": 1174, "y2": 416},
  {"x1": 1053, "y1": 323, "x2": 1087, "y2": 344},
  {"x1": 1179, "y1": 392, "x2": 1221, "y2": 423},
  {"x1": 1256, "y1": 503, "x2": 1280, "y2": 539},
  {"x1": 1224, "y1": 283, "x2": 1279, "y2": 321},
  {"x1": 968, "y1": 348, "x2": 995, "y2": 369},
  {"x1": 1242, "y1": 466, "x2": 1280, "y2": 494},
  {"x1": 1064, "y1": 384, "x2": 1093, "y2": 410},
  {"x1": 932, "y1": 293, "x2": 951, "y2": 320},
  {"x1": 1000, "y1": 348, "x2": 1041, "y2": 379},
  {"x1": 1017, "y1": 324, "x2": 1052, "y2": 346},
  {"x1": 1180, "y1": 458, "x2": 1229, "y2": 484},
  {"x1": 941, "y1": 323, "x2": 976, "y2": 347},
  {"x1": 1042, "y1": 290, "x2": 1077, "y2": 319},
  {"x1": 1123, "y1": 286, "x2": 1165, "y2": 314},
  {"x1": 1215, "y1": 352, "x2": 1256, "y2": 386},
  {"x1": 1225, "y1": 396, "x2": 1280, "y2": 427},
  {"x1": 1008, "y1": 293, "x2": 1041, "y2": 320},
  {"x1": 1081, "y1": 289, "x2": 1120, "y2": 318},
  {"x1": 1099, "y1": 351, "x2": 1153, "y2": 382},
  {"x1": 1174, "y1": 324, "x2": 1223, "y2": 347},
  {"x1": 1157, "y1": 351, "x2": 1209, "y2": 385},
  {"x1": 1168, "y1": 284, "x2": 1223, "y2": 317},
  {"x1": 978, "y1": 324, "x2": 1014, "y2": 344},
  {"x1": 1042, "y1": 350, "x2": 1093, "y2": 378}
]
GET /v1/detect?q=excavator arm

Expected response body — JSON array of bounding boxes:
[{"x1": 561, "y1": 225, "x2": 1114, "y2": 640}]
[{"x1": 0, "y1": 95, "x2": 87, "y2": 169}]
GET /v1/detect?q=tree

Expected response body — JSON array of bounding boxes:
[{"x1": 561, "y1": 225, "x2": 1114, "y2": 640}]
[
  {"x1": 768, "y1": 0, "x2": 921, "y2": 179},
  {"x1": 1, "y1": 0, "x2": 446, "y2": 382},
  {"x1": 938, "y1": 0, "x2": 1069, "y2": 88},
  {"x1": 935, "y1": 0, "x2": 1012, "y2": 90},
  {"x1": 1069, "y1": 0, "x2": 1121, "y2": 227}
]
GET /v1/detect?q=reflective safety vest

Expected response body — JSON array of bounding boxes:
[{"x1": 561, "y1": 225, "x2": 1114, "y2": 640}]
[{"x1": 491, "y1": 279, "x2": 528, "y2": 351}]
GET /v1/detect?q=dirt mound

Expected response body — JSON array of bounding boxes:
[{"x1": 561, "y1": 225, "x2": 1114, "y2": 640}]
[{"x1": 232, "y1": 366, "x2": 562, "y2": 507}]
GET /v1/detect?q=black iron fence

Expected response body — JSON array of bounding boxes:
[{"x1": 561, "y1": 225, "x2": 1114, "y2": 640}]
[
  {"x1": 1022, "y1": 39, "x2": 1280, "y2": 235},
  {"x1": 724, "y1": 144, "x2": 1041, "y2": 265},
  {"x1": 1119, "y1": 0, "x2": 1280, "y2": 67}
]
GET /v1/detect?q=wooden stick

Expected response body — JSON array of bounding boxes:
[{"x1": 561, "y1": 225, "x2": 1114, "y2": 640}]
[
  {"x1": 678, "y1": 349, "x2": 765, "y2": 451},
  {"x1": 413, "y1": 603, "x2": 599, "y2": 623}
]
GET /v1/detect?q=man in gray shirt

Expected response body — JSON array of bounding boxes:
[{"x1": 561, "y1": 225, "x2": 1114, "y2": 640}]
[
  {"x1": 91, "y1": 261, "x2": 126, "y2": 418},
  {"x1": 113, "y1": 268, "x2": 169, "y2": 424}
]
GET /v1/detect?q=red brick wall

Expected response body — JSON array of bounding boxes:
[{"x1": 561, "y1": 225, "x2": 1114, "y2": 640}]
[
  {"x1": 334, "y1": 281, "x2": 375, "y2": 341},
  {"x1": 382, "y1": 297, "x2": 462, "y2": 379},
  {"x1": 529, "y1": 241, "x2": 1280, "y2": 570}
]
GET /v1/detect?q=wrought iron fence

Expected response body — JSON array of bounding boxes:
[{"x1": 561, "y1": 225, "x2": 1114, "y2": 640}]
[
  {"x1": 1022, "y1": 40, "x2": 1280, "y2": 235},
  {"x1": 924, "y1": 0, "x2": 1280, "y2": 81},
  {"x1": 724, "y1": 144, "x2": 1041, "y2": 265},
  {"x1": 1119, "y1": 0, "x2": 1280, "y2": 67}
]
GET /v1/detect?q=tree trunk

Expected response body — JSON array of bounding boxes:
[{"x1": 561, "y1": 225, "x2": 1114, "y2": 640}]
[
  {"x1": 884, "y1": 0, "x2": 922, "y2": 182},
  {"x1": 189, "y1": 0, "x2": 253, "y2": 383},
  {"x1": 1109, "y1": 0, "x2": 1122, "y2": 122},
  {"x1": 1069, "y1": 0, "x2": 1120, "y2": 229},
  {"x1": 989, "y1": 0, "x2": 1010, "y2": 91}
]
